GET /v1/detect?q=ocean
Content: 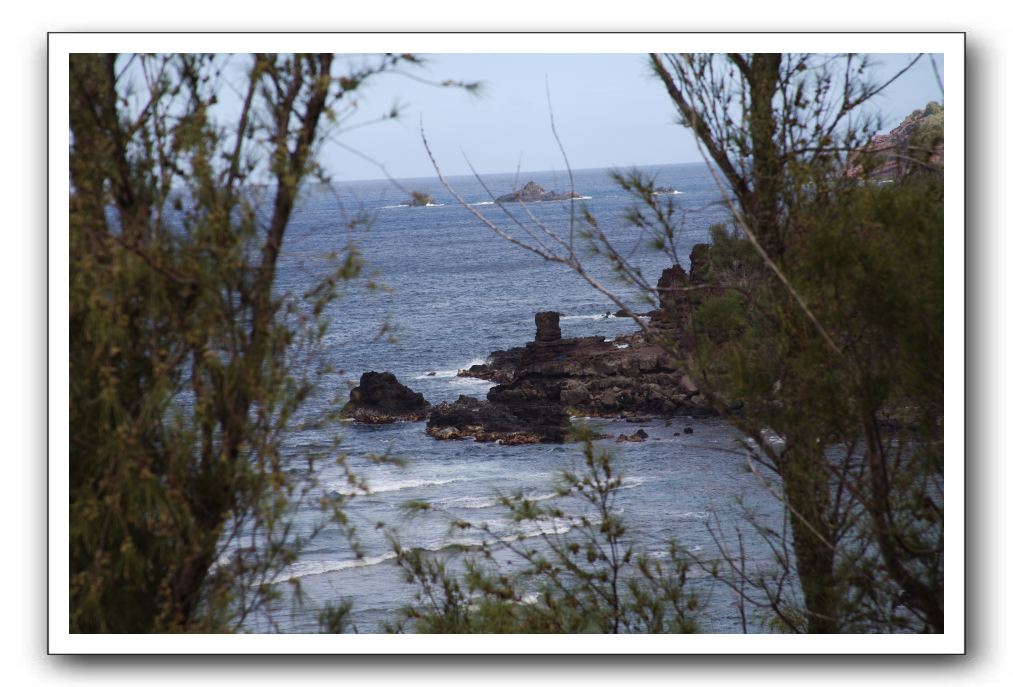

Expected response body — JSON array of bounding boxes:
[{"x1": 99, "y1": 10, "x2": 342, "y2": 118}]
[{"x1": 249, "y1": 162, "x2": 786, "y2": 633}]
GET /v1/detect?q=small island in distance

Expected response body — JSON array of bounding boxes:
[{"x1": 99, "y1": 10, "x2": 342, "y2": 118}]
[
  {"x1": 399, "y1": 190, "x2": 436, "y2": 207},
  {"x1": 495, "y1": 180, "x2": 582, "y2": 203}
]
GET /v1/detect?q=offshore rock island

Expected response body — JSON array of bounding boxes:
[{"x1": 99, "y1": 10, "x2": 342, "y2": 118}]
[
  {"x1": 343, "y1": 245, "x2": 719, "y2": 444},
  {"x1": 340, "y1": 371, "x2": 430, "y2": 423},
  {"x1": 399, "y1": 191, "x2": 436, "y2": 207},
  {"x1": 448, "y1": 245, "x2": 718, "y2": 444},
  {"x1": 494, "y1": 181, "x2": 582, "y2": 203},
  {"x1": 460, "y1": 312, "x2": 708, "y2": 419}
]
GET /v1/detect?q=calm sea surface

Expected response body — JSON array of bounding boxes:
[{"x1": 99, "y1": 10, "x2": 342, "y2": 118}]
[{"x1": 248, "y1": 163, "x2": 786, "y2": 632}]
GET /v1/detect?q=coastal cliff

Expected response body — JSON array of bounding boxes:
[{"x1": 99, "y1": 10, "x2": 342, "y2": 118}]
[{"x1": 846, "y1": 102, "x2": 944, "y2": 180}]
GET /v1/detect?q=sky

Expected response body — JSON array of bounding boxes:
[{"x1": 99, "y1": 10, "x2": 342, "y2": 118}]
[{"x1": 319, "y1": 53, "x2": 945, "y2": 182}]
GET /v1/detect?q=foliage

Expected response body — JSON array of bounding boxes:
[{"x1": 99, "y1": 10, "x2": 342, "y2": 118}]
[
  {"x1": 408, "y1": 191, "x2": 434, "y2": 206},
  {"x1": 385, "y1": 433, "x2": 701, "y2": 633},
  {"x1": 424, "y1": 53, "x2": 944, "y2": 634},
  {"x1": 68, "y1": 52, "x2": 437, "y2": 632},
  {"x1": 643, "y1": 53, "x2": 944, "y2": 632},
  {"x1": 908, "y1": 101, "x2": 944, "y2": 162},
  {"x1": 691, "y1": 174, "x2": 943, "y2": 632}
]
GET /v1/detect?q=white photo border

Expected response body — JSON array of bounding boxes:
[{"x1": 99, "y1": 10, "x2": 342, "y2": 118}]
[{"x1": 49, "y1": 31, "x2": 965, "y2": 655}]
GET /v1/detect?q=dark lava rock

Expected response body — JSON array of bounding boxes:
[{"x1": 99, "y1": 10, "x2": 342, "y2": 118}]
[
  {"x1": 458, "y1": 363, "x2": 512, "y2": 384},
  {"x1": 340, "y1": 371, "x2": 430, "y2": 424},
  {"x1": 535, "y1": 311, "x2": 562, "y2": 342},
  {"x1": 457, "y1": 346, "x2": 525, "y2": 384},
  {"x1": 617, "y1": 429, "x2": 648, "y2": 443},
  {"x1": 611, "y1": 308, "x2": 648, "y2": 318},
  {"x1": 426, "y1": 395, "x2": 570, "y2": 444},
  {"x1": 456, "y1": 254, "x2": 727, "y2": 421},
  {"x1": 484, "y1": 329, "x2": 705, "y2": 418},
  {"x1": 683, "y1": 426, "x2": 694, "y2": 434},
  {"x1": 495, "y1": 181, "x2": 581, "y2": 203}
]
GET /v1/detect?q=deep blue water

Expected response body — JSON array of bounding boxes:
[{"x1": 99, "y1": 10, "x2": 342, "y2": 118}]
[{"x1": 248, "y1": 163, "x2": 786, "y2": 633}]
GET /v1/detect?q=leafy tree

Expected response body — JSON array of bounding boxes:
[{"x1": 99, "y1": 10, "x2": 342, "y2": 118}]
[
  {"x1": 423, "y1": 53, "x2": 944, "y2": 633},
  {"x1": 68, "y1": 52, "x2": 449, "y2": 632},
  {"x1": 648, "y1": 53, "x2": 943, "y2": 633}
]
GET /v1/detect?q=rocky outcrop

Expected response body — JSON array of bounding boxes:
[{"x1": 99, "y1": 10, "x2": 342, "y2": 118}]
[
  {"x1": 646, "y1": 244, "x2": 721, "y2": 344},
  {"x1": 534, "y1": 311, "x2": 562, "y2": 342},
  {"x1": 456, "y1": 243, "x2": 728, "y2": 421},
  {"x1": 460, "y1": 305, "x2": 714, "y2": 418},
  {"x1": 617, "y1": 429, "x2": 649, "y2": 443},
  {"x1": 845, "y1": 102, "x2": 944, "y2": 180},
  {"x1": 482, "y1": 330, "x2": 712, "y2": 418},
  {"x1": 426, "y1": 395, "x2": 570, "y2": 444},
  {"x1": 435, "y1": 249, "x2": 724, "y2": 442},
  {"x1": 400, "y1": 191, "x2": 434, "y2": 207},
  {"x1": 340, "y1": 371, "x2": 430, "y2": 423},
  {"x1": 457, "y1": 346, "x2": 524, "y2": 384},
  {"x1": 610, "y1": 308, "x2": 650, "y2": 318},
  {"x1": 495, "y1": 181, "x2": 581, "y2": 203}
]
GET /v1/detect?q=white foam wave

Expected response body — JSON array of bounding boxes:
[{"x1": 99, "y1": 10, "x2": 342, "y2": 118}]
[
  {"x1": 668, "y1": 510, "x2": 710, "y2": 520},
  {"x1": 458, "y1": 521, "x2": 577, "y2": 548},
  {"x1": 275, "y1": 552, "x2": 398, "y2": 582},
  {"x1": 560, "y1": 313, "x2": 608, "y2": 321},
  {"x1": 647, "y1": 544, "x2": 702, "y2": 559},
  {"x1": 446, "y1": 495, "x2": 501, "y2": 510},
  {"x1": 615, "y1": 475, "x2": 648, "y2": 492},
  {"x1": 414, "y1": 370, "x2": 455, "y2": 380},
  {"x1": 445, "y1": 491, "x2": 557, "y2": 510},
  {"x1": 484, "y1": 511, "x2": 603, "y2": 541},
  {"x1": 468, "y1": 201, "x2": 496, "y2": 206},
  {"x1": 414, "y1": 358, "x2": 488, "y2": 380},
  {"x1": 651, "y1": 190, "x2": 683, "y2": 196},
  {"x1": 524, "y1": 492, "x2": 558, "y2": 503},
  {"x1": 279, "y1": 511, "x2": 603, "y2": 582},
  {"x1": 326, "y1": 476, "x2": 462, "y2": 496},
  {"x1": 448, "y1": 377, "x2": 496, "y2": 389}
]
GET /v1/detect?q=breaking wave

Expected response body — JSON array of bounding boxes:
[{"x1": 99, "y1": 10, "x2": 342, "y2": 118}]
[
  {"x1": 274, "y1": 552, "x2": 399, "y2": 582},
  {"x1": 560, "y1": 313, "x2": 609, "y2": 321},
  {"x1": 443, "y1": 491, "x2": 557, "y2": 510},
  {"x1": 413, "y1": 358, "x2": 488, "y2": 380},
  {"x1": 326, "y1": 476, "x2": 464, "y2": 496}
]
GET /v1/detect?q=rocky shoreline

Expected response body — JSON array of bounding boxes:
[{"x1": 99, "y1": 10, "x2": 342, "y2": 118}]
[{"x1": 341, "y1": 248, "x2": 718, "y2": 443}]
